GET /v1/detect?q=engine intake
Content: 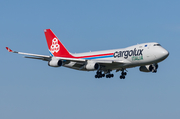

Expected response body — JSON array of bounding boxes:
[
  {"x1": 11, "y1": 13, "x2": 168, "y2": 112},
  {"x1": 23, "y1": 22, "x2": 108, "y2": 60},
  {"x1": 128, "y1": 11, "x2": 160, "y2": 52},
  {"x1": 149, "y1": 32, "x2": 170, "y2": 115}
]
[
  {"x1": 139, "y1": 64, "x2": 158, "y2": 72},
  {"x1": 48, "y1": 60, "x2": 63, "y2": 67},
  {"x1": 85, "y1": 62, "x2": 100, "y2": 71}
]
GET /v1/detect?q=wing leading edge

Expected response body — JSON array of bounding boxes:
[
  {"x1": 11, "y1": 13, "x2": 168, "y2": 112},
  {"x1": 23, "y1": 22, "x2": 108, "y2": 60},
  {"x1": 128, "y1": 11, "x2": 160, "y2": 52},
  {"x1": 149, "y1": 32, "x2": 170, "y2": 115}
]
[{"x1": 6, "y1": 47, "x2": 125, "y2": 67}]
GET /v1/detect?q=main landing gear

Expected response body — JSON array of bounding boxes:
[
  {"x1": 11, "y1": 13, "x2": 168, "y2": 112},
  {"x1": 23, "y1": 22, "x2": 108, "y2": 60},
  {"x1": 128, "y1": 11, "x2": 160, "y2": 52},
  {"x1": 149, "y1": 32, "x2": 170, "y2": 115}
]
[
  {"x1": 95, "y1": 70, "x2": 114, "y2": 78},
  {"x1": 95, "y1": 70, "x2": 127, "y2": 79},
  {"x1": 120, "y1": 70, "x2": 127, "y2": 79},
  {"x1": 106, "y1": 73, "x2": 114, "y2": 78},
  {"x1": 95, "y1": 71, "x2": 105, "y2": 78}
]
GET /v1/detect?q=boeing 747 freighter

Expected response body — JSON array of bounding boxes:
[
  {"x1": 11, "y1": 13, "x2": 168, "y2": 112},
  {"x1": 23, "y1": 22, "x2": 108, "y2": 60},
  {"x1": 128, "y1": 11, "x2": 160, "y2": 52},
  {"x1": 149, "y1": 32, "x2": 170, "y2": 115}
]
[{"x1": 6, "y1": 29, "x2": 169, "y2": 79}]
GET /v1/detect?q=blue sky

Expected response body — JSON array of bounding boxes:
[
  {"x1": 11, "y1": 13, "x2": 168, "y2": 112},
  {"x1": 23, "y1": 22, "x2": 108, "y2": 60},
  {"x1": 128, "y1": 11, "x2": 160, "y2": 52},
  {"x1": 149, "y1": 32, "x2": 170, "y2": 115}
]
[{"x1": 1, "y1": 0, "x2": 180, "y2": 119}]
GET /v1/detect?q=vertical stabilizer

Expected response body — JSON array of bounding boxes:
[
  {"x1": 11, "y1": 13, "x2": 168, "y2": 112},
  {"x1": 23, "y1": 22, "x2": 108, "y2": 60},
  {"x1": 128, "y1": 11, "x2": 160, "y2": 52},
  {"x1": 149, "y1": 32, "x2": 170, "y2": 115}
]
[{"x1": 44, "y1": 29, "x2": 73, "y2": 58}]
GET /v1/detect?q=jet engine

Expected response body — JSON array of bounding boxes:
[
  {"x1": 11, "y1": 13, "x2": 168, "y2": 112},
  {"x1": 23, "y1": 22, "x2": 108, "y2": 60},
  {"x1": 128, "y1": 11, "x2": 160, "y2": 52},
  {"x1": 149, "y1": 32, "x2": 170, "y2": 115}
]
[
  {"x1": 85, "y1": 62, "x2": 100, "y2": 71},
  {"x1": 139, "y1": 64, "x2": 158, "y2": 73},
  {"x1": 48, "y1": 59, "x2": 63, "y2": 67}
]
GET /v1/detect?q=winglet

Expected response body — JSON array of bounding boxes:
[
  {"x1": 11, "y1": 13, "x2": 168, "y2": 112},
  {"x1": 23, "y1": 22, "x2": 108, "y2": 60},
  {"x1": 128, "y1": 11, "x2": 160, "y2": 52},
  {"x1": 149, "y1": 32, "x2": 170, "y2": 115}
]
[{"x1": 6, "y1": 47, "x2": 13, "y2": 52}]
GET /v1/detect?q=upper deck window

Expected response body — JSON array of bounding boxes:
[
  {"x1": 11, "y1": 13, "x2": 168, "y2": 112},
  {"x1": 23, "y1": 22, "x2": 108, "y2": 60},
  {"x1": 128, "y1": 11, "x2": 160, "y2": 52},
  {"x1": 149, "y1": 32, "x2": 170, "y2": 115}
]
[{"x1": 154, "y1": 44, "x2": 161, "y2": 46}]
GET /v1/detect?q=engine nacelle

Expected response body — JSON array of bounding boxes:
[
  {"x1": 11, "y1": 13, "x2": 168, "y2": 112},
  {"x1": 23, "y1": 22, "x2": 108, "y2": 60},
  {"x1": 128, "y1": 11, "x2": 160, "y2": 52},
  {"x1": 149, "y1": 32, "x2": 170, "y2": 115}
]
[
  {"x1": 139, "y1": 64, "x2": 158, "y2": 72},
  {"x1": 48, "y1": 60, "x2": 63, "y2": 67},
  {"x1": 85, "y1": 62, "x2": 100, "y2": 71}
]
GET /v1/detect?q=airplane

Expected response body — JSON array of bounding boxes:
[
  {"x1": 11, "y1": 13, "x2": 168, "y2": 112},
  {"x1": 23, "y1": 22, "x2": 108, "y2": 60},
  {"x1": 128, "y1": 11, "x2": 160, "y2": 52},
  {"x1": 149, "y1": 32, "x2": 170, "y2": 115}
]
[{"x1": 6, "y1": 29, "x2": 169, "y2": 79}]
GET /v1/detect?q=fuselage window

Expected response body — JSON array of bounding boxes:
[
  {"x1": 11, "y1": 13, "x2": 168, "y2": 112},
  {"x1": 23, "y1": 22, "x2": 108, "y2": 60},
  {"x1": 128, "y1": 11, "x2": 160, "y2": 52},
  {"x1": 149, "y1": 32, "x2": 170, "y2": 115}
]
[{"x1": 154, "y1": 44, "x2": 161, "y2": 46}]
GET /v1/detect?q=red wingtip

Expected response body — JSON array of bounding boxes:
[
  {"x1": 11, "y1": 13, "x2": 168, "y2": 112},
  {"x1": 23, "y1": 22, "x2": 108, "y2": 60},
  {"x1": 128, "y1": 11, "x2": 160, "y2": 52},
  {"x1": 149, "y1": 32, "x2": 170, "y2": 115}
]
[{"x1": 6, "y1": 47, "x2": 13, "y2": 52}]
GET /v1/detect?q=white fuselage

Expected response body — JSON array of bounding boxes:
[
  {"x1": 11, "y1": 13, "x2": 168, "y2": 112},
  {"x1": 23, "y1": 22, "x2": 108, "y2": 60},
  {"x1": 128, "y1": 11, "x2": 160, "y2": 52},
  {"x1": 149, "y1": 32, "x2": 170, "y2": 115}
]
[{"x1": 64, "y1": 42, "x2": 169, "y2": 71}]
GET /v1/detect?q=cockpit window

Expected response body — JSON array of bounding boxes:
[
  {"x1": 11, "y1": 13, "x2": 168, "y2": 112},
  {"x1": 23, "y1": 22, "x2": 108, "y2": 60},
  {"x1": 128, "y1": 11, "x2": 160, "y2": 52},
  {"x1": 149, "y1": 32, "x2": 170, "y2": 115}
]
[{"x1": 154, "y1": 44, "x2": 161, "y2": 46}]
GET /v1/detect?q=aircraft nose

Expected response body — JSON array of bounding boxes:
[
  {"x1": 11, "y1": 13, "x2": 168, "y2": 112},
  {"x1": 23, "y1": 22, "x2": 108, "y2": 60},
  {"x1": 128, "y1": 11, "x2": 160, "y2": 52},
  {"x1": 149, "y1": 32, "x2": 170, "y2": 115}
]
[
  {"x1": 157, "y1": 48, "x2": 169, "y2": 60},
  {"x1": 162, "y1": 49, "x2": 169, "y2": 59},
  {"x1": 154, "y1": 48, "x2": 169, "y2": 61}
]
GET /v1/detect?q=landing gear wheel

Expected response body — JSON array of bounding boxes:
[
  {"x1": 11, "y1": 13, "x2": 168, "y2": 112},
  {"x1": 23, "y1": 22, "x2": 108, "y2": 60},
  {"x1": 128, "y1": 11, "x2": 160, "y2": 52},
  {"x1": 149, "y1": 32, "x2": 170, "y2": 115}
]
[
  {"x1": 153, "y1": 70, "x2": 157, "y2": 73},
  {"x1": 120, "y1": 75, "x2": 125, "y2": 79},
  {"x1": 121, "y1": 72, "x2": 127, "y2": 76},
  {"x1": 120, "y1": 70, "x2": 127, "y2": 79},
  {"x1": 106, "y1": 74, "x2": 114, "y2": 78},
  {"x1": 95, "y1": 71, "x2": 106, "y2": 78}
]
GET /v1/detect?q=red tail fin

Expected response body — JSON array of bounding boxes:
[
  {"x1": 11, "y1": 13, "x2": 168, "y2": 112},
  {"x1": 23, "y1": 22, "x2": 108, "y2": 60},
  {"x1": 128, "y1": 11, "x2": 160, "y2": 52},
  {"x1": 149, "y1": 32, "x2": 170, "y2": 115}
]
[{"x1": 44, "y1": 29, "x2": 73, "y2": 58}]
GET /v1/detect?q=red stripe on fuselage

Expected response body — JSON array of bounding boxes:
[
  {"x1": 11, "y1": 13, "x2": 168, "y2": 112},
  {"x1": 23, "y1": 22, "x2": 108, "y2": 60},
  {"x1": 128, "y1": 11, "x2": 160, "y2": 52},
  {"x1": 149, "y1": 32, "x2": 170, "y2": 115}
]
[{"x1": 72, "y1": 53, "x2": 114, "y2": 59}]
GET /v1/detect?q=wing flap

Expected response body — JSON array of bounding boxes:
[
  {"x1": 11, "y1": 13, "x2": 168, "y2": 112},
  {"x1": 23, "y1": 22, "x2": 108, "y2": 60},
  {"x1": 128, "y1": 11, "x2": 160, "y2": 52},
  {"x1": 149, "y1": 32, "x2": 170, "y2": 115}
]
[{"x1": 24, "y1": 56, "x2": 50, "y2": 61}]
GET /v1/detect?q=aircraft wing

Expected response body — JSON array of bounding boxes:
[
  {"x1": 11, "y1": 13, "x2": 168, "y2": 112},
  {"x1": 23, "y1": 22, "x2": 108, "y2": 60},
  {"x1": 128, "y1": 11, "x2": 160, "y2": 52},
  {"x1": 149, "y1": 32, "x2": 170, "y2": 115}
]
[
  {"x1": 6, "y1": 47, "x2": 86, "y2": 62},
  {"x1": 6, "y1": 47, "x2": 127, "y2": 70},
  {"x1": 6, "y1": 47, "x2": 51, "y2": 61}
]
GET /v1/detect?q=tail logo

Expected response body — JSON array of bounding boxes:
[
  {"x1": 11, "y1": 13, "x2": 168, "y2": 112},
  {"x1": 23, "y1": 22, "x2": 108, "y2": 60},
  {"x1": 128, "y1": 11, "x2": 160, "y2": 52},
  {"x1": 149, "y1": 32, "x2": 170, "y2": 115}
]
[{"x1": 50, "y1": 38, "x2": 60, "y2": 53}]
